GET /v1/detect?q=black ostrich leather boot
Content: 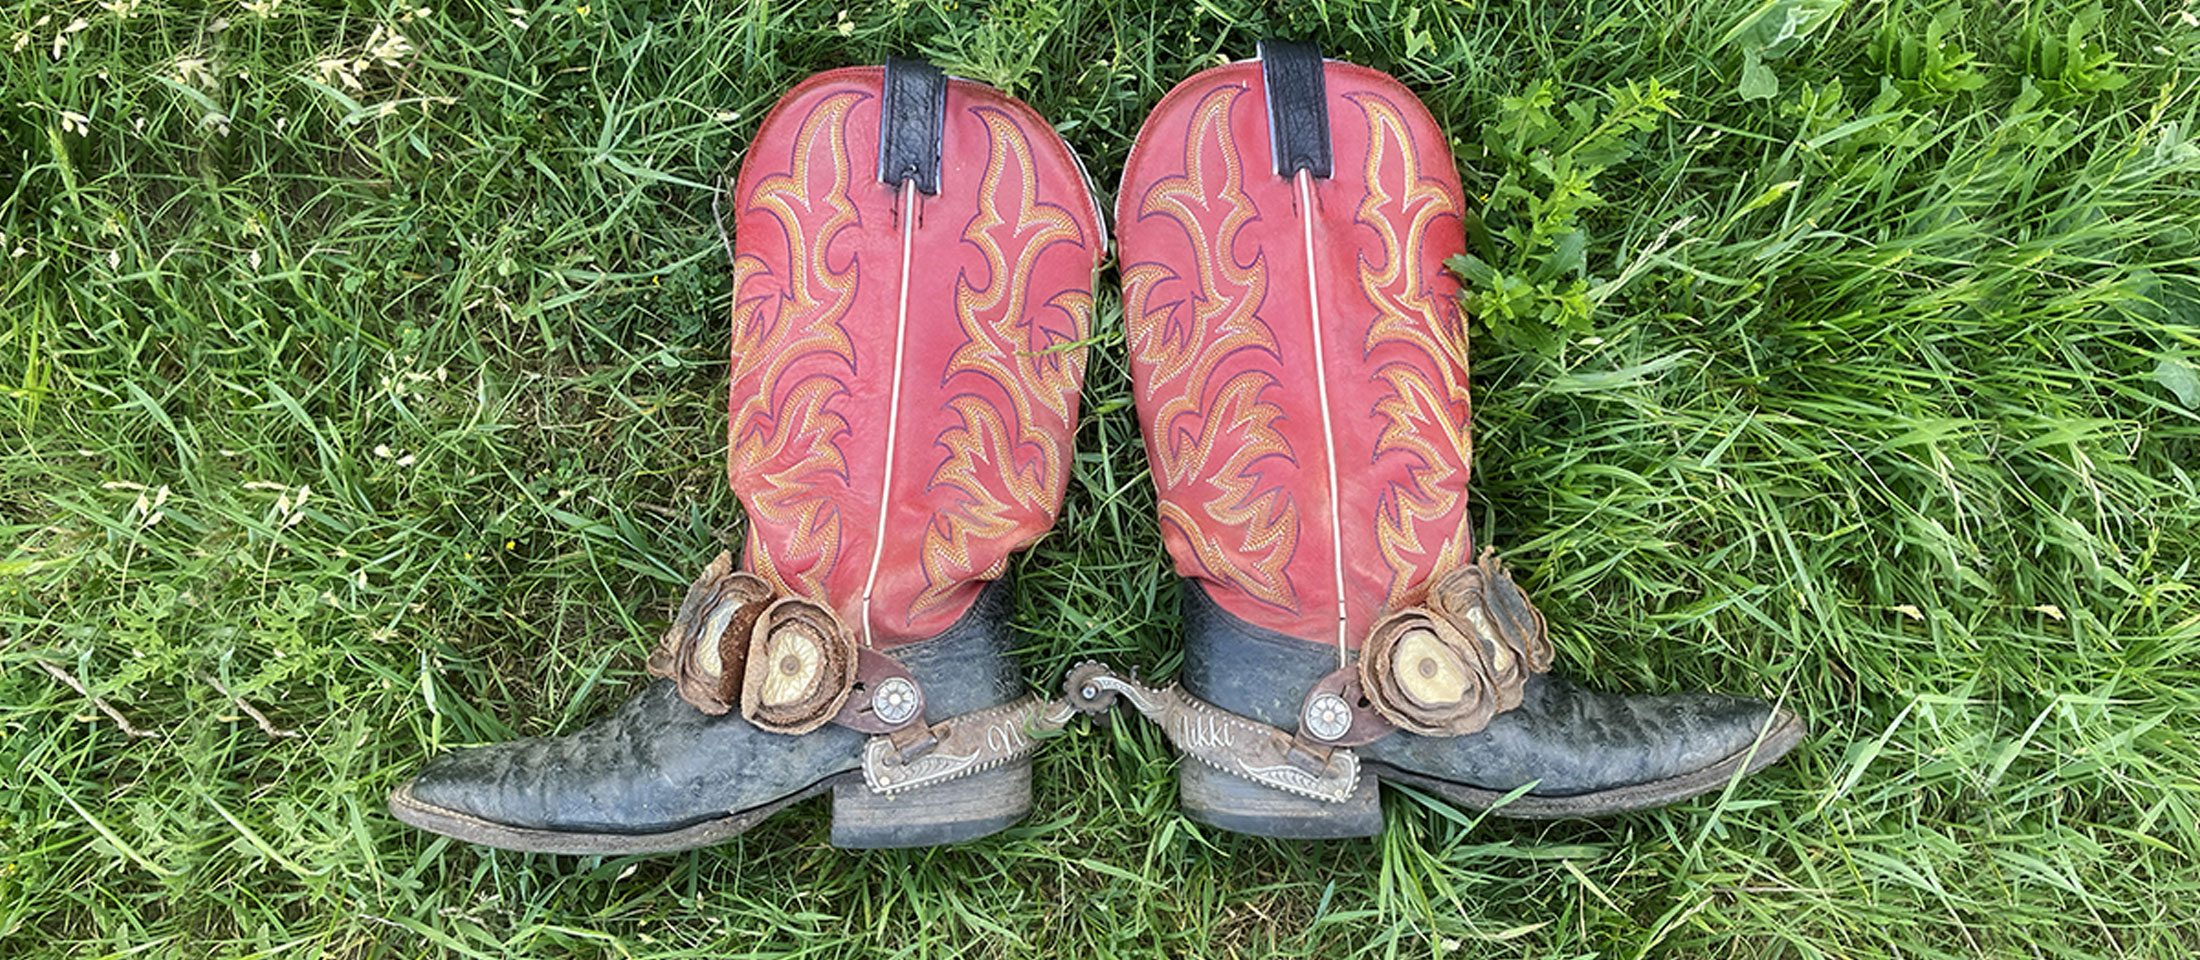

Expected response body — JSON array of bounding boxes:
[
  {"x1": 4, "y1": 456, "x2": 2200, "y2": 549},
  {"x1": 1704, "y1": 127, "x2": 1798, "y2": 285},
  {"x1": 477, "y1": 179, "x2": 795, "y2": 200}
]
[
  {"x1": 390, "y1": 58, "x2": 1106, "y2": 853},
  {"x1": 1107, "y1": 42, "x2": 1802, "y2": 837}
]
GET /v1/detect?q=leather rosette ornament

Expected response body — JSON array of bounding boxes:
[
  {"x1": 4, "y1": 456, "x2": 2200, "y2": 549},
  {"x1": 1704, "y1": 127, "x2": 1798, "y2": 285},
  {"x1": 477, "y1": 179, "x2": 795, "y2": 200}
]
[
  {"x1": 1361, "y1": 612, "x2": 1498, "y2": 736},
  {"x1": 1360, "y1": 550, "x2": 1553, "y2": 736},
  {"x1": 741, "y1": 598, "x2": 858, "y2": 734},
  {"x1": 646, "y1": 554, "x2": 860, "y2": 734},
  {"x1": 1429, "y1": 549, "x2": 1554, "y2": 677},
  {"x1": 647, "y1": 552, "x2": 775, "y2": 715}
]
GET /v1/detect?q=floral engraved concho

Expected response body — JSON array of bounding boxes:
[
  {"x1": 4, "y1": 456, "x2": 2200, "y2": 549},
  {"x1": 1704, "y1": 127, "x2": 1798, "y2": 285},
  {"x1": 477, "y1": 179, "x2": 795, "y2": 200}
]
[
  {"x1": 1359, "y1": 549, "x2": 1554, "y2": 737},
  {"x1": 647, "y1": 553, "x2": 858, "y2": 735}
]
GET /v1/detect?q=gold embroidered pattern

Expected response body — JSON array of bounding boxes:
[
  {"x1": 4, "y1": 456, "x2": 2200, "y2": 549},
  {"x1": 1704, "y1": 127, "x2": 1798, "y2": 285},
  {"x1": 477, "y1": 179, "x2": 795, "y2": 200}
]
[
  {"x1": 1349, "y1": 92, "x2": 1474, "y2": 609},
  {"x1": 1126, "y1": 84, "x2": 1300, "y2": 612},
  {"x1": 914, "y1": 106, "x2": 1093, "y2": 619},
  {"x1": 727, "y1": 91, "x2": 866, "y2": 601}
]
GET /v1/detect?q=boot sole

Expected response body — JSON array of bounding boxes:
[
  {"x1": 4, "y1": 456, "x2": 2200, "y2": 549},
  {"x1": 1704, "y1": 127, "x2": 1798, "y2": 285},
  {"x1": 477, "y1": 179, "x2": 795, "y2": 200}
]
[
  {"x1": 388, "y1": 759, "x2": 1031, "y2": 855},
  {"x1": 1181, "y1": 707, "x2": 1807, "y2": 837}
]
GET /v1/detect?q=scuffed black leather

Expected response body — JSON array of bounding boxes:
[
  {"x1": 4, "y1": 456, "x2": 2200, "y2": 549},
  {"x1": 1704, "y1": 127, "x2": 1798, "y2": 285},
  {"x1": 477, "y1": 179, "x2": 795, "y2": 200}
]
[
  {"x1": 1258, "y1": 38, "x2": 1332, "y2": 178},
  {"x1": 879, "y1": 55, "x2": 947, "y2": 195},
  {"x1": 1180, "y1": 580, "x2": 1779, "y2": 797},
  {"x1": 405, "y1": 578, "x2": 1024, "y2": 835}
]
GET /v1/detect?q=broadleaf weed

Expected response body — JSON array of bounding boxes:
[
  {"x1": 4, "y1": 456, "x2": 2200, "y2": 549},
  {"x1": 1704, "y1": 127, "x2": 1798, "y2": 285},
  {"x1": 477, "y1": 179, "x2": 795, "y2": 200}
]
[{"x1": 1450, "y1": 79, "x2": 1678, "y2": 353}]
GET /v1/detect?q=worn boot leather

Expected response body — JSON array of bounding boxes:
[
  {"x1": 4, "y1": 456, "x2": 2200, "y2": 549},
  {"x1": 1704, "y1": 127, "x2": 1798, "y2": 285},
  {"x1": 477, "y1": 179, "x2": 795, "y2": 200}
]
[
  {"x1": 391, "y1": 58, "x2": 1105, "y2": 853},
  {"x1": 391, "y1": 581, "x2": 1023, "y2": 852},
  {"x1": 1117, "y1": 42, "x2": 1801, "y2": 831},
  {"x1": 1182, "y1": 582, "x2": 1801, "y2": 821}
]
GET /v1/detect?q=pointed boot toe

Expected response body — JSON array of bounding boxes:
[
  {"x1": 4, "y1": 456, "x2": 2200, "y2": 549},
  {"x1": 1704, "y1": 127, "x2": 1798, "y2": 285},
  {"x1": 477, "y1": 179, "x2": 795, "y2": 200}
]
[
  {"x1": 388, "y1": 679, "x2": 867, "y2": 855},
  {"x1": 1360, "y1": 674, "x2": 1808, "y2": 818}
]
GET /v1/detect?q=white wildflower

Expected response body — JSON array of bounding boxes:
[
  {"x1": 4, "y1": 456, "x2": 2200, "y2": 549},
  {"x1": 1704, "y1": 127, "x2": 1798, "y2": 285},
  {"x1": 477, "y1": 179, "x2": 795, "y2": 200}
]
[
  {"x1": 59, "y1": 110, "x2": 91, "y2": 136},
  {"x1": 133, "y1": 485, "x2": 172, "y2": 527},
  {"x1": 52, "y1": 19, "x2": 86, "y2": 61},
  {"x1": 174, "y1": 56, "x2": 215, "y2": 87},
  {"x1": 242, "y1": 0, "x2": 281, "y2": 17},
  {"x1": 364, "y1": 25, "x2": 414, "y2": 68},
  {"x1": 316, "y1": 56, "x2": 362, "y2": 91}
]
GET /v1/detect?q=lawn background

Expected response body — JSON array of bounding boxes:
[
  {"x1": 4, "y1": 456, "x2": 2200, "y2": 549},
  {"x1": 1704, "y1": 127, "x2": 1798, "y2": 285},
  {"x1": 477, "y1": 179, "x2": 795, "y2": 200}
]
[{"x1": 5, "y1": 0, "x2": 2199, "y2": 956}]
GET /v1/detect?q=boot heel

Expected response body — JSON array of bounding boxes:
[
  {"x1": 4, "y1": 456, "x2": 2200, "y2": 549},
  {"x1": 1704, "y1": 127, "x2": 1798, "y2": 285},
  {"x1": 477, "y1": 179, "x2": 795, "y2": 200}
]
[
  {"x1": 1178, "y1": 761, "x2": 1383, "y2": 839},
  {"x1": 829, "y1": 759, "x2": 1032, "y2": 848}
]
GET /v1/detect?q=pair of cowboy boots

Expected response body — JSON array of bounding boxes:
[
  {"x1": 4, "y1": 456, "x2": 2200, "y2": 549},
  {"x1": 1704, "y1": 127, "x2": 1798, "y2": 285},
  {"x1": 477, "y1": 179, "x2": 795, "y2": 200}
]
[{"x1": 388, "y1": 46, "x2": 1803, "y2": 852}]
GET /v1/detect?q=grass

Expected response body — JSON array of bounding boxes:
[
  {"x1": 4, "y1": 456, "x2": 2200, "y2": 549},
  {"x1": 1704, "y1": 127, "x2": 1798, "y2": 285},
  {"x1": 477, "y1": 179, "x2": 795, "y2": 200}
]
[{"x1": 4, "y1": 0, "x2": 2199, "y2": 956}]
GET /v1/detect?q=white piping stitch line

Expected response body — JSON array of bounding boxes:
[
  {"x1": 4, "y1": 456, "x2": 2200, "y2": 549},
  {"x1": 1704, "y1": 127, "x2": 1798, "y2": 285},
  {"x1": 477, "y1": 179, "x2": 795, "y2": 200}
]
[
  {"x1": 861, "y1": 178, "x2": 920, "y2": 649},
  {"x1": 1296, "y1": 169, "x2": 1350, "y2": 670}
]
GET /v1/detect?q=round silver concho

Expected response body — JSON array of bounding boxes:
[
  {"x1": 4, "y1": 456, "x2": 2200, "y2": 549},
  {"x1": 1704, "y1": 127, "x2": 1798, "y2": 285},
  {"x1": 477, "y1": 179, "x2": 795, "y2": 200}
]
[
  {"x1": 1303, "y1": 692, "x2": 1353, "y2": 742},
  {"x1": 870, "y1": 676, "x2": 921, "y2": 726}
]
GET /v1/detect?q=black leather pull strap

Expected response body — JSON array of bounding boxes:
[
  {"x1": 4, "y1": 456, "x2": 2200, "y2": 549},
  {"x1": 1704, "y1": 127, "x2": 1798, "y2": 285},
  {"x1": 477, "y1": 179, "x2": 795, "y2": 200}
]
[
  {"x1": 879, "y1": 56, "x2": 947, "y2": 195},
  {"x1": 1258, "y1": 38, "x2": 1331, "y2": 179}
]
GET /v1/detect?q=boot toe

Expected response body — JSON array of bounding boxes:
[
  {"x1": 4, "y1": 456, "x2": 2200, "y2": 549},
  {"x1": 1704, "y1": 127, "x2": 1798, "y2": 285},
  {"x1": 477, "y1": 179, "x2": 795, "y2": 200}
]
[
  {"x1": 1361, "y1": 675, "x2": 1804, "y2": 809},
  {"x1": 1626, "y1": 689, "x2": 1797, "y2": 788},
  {"x1": 392, "y1": 737, "x2": 581, "y2": 834}
]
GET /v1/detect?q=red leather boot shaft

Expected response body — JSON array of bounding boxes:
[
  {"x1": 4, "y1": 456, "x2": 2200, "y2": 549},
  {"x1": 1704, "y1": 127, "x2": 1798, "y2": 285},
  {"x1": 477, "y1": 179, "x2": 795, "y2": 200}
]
[
  {"x1": 1120, "y1": 59, "x2": 1472, "y2": 650},
  {"x1": 727, "y1": 68, "x2": 1103, "y2": 645}
]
